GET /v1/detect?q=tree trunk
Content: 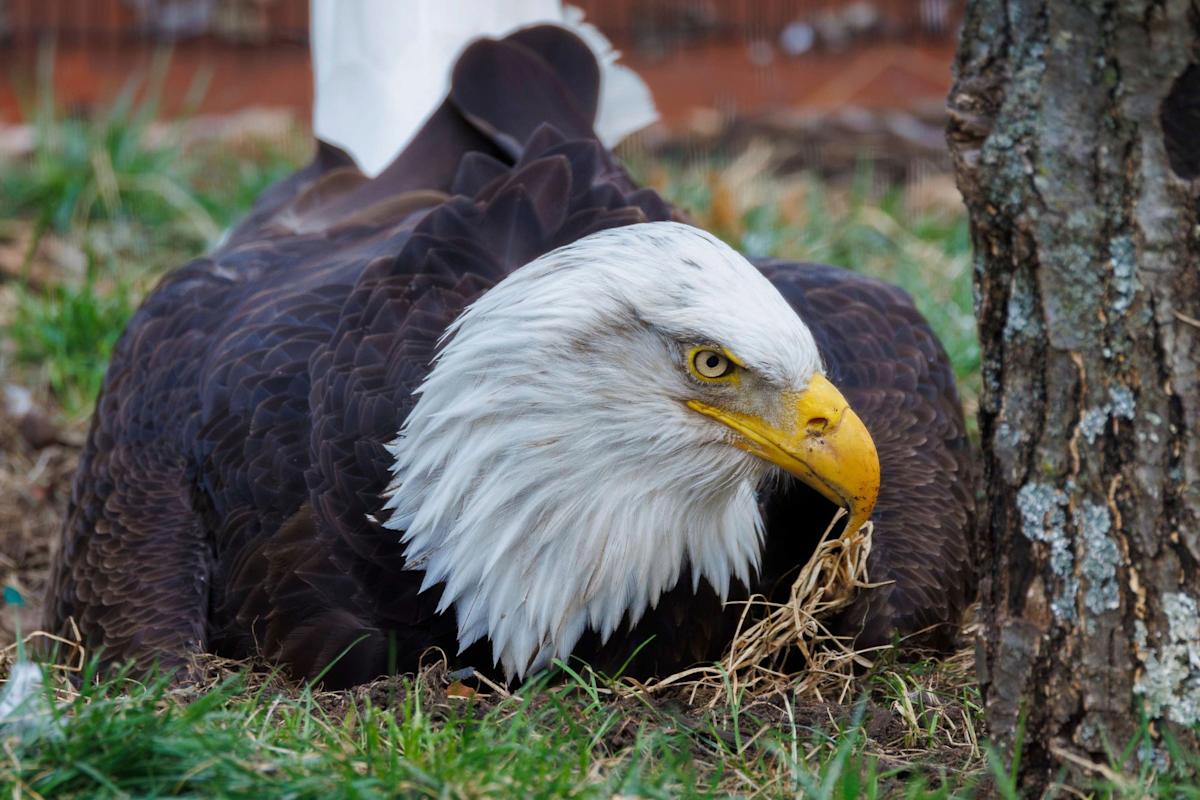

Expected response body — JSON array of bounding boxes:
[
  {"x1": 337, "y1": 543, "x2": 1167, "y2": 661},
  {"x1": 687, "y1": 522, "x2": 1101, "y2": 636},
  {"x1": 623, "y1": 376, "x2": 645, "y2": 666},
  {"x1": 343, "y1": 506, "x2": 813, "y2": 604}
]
[{"x1": 947, "y1": 0, "x2": 1200, "y2": 791}]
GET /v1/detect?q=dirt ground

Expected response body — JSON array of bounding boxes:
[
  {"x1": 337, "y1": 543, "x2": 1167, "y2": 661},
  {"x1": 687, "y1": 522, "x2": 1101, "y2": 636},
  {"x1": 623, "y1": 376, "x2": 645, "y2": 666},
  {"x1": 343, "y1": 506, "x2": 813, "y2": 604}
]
[{"x1": 0, "y1": 398, "x2": 79, "y2": 647}]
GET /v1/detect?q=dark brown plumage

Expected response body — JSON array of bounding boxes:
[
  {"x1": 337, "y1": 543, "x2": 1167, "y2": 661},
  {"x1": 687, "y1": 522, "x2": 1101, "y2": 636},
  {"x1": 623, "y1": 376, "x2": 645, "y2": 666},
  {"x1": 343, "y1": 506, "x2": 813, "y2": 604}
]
[{"x1": 44, "y1": 27, "x2": 974, "y2": 688}]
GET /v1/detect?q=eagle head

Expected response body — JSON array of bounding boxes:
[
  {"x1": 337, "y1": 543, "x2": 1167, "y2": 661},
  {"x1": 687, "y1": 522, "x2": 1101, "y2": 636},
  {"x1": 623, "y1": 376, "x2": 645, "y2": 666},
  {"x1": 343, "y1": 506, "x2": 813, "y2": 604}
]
[{"x1": 383, "y1": 221, "x2": 879, "y2": 679}]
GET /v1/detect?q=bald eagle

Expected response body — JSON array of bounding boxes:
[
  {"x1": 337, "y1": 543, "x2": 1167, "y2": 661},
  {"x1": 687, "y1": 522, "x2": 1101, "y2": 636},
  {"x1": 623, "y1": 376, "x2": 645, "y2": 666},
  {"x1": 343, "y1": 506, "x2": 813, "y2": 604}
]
[{"x1": 44, "y1": 26, "x2": 974, "y2": 688}]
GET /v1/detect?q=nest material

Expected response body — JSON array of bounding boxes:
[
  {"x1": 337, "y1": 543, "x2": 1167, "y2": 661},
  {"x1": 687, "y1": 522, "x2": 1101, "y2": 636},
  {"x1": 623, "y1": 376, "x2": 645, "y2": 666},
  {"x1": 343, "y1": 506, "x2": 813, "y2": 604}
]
[{"x1": 619, "y1": 509, "x2": 882, "y2": 707}]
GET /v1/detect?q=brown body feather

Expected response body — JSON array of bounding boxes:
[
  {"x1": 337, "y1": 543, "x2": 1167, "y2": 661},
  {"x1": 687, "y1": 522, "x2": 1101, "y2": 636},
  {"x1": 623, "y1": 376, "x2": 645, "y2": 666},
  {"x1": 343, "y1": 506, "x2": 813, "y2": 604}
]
[{"x1": 44, "y1": 28, "x2": 974, "y2": 688}]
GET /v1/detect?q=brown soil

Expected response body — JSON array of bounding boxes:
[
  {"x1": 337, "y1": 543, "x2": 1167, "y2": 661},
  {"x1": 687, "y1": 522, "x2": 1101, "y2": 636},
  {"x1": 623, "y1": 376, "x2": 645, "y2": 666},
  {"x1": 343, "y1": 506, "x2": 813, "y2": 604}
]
[{"x1": 0, "y1": 406, "x2": 79, "y2": 647}]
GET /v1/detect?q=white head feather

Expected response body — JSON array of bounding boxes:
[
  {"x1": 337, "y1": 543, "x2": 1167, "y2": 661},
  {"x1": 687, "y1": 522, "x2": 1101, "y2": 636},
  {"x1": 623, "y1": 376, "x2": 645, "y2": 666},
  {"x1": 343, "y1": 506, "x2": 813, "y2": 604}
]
[{"x1": 382, "y1": 221, "x2": 822, "y2": 679}]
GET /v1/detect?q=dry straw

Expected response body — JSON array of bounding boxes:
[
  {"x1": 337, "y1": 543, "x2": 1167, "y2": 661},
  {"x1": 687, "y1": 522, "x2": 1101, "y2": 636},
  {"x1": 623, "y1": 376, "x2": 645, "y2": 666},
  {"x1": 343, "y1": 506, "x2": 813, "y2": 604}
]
[{"x1": 619, "y1": 509, "x2": 886, "y2": 707}]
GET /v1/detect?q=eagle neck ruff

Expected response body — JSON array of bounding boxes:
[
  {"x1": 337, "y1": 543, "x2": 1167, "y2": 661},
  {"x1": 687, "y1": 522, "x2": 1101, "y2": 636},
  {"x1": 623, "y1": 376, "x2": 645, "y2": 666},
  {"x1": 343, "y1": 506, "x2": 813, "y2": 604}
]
[{"x1": 381, "y1": 228, "x2": 776, "y2": 680}]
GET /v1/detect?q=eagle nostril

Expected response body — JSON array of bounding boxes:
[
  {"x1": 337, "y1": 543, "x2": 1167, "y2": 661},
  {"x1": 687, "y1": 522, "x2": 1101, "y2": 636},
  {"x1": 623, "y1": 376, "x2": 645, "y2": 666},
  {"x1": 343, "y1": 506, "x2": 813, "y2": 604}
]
[{"x1": 806, "y1": 417, "x2": 829, "y2": 434}]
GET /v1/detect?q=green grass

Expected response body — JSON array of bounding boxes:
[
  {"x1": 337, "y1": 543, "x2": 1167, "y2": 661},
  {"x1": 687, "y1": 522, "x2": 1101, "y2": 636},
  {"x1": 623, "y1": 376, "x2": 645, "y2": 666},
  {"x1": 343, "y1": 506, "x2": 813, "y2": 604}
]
[
  {"x1": 2, "y1": 658, "x2": 987, "y2": 799},
  {"x1": 0, "y1": 52, "x2": 215, "y2": 242},
  {"x1": 8, "y1": 267, "x2": 137, "y2": 415},
  {"x1": 1, "y1": 61, "x2": 305, "y2": 416},
  {"x1": 8, "y1": 656, "x2": 1195, "y2": 798}
]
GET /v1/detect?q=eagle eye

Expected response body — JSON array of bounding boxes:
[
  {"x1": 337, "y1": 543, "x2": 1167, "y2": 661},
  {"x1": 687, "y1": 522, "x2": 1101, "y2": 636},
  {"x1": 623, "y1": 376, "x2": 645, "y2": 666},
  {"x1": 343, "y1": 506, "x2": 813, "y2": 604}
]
[{"x1": 690, "y1": 348, "x2": 736, "y2": 381}]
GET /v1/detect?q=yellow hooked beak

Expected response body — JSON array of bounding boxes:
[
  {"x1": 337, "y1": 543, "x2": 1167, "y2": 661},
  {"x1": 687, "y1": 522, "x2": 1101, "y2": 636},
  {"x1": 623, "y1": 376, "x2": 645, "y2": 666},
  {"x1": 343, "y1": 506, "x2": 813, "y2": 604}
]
[{"x1": 688, "y1": 374, "x2": 880, "y2": 535}]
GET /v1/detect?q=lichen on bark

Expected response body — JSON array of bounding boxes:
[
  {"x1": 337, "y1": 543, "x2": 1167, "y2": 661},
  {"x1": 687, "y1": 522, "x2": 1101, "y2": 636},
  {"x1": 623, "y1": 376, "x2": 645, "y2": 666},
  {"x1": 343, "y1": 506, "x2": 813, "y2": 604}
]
[{"x1": 1135, "y1": 593, "x2": 1200, "y2": 726}]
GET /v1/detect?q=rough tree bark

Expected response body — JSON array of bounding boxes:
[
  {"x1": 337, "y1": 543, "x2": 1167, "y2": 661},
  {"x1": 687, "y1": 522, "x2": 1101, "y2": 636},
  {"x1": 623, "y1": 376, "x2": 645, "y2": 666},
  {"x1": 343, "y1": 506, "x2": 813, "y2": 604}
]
[{"x1": 947, "y1": 0, "x2": 1200, "y2": 791}]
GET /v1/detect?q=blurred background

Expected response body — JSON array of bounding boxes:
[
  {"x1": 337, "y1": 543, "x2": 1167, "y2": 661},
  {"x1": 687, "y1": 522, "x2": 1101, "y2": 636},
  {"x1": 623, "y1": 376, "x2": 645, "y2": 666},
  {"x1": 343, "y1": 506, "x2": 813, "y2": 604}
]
[
  {"x1": 1, "y1": 0, "x2": 961, "y2": 179},
  {"x1": 0, "y1": 1, "x2": 975, "y2": 643}
]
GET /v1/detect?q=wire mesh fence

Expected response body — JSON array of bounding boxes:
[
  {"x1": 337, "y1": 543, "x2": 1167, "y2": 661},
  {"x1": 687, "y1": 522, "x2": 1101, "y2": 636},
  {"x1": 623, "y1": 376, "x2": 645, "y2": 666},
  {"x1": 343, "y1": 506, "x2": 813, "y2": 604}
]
[
  {"x1": 0, "y1": 1, "x2": 965, "y2": 187},
  {"x1": 0, "y1": 0, "x2": 959, "y2": 48}
]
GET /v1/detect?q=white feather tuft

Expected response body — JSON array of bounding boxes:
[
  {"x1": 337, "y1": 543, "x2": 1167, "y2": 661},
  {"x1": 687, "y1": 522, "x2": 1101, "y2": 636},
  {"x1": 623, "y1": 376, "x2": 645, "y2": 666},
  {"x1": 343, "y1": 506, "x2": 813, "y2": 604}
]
[
  {"x1": 558, "y1": 6, "x2": 658, "y2": 148},
  {"x1": 311, "y1": 1, "x2": 658, "y2": 177}
]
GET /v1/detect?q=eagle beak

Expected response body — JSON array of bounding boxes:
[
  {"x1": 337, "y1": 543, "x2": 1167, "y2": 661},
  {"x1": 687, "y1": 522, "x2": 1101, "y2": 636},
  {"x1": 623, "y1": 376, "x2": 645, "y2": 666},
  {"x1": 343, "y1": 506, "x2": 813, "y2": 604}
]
[{"x1": 688, "y1": 374, "x2": 880, "y2": 535}]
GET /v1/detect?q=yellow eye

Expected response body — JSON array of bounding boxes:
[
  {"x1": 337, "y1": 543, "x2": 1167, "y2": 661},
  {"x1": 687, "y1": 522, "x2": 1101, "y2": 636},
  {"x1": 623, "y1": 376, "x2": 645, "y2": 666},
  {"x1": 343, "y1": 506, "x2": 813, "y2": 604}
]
[{"x1": 692, "y1": 349, "x2": 734, "y2": 380}]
